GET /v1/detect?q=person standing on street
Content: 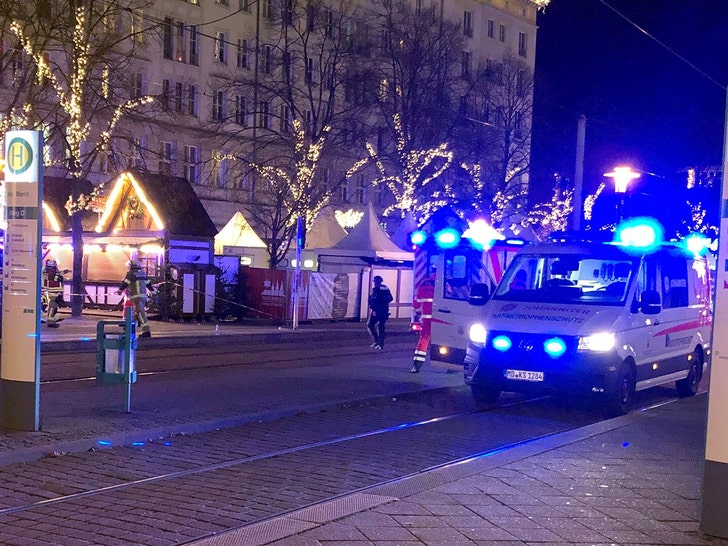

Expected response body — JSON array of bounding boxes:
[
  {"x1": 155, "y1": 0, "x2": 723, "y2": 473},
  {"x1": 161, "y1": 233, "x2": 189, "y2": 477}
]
[
  {"x1": 117, "y1": 260, "x2": 156, "y2": 338},
  {"x1": 411, "y1": 279, "x2": 434, "y2": 373},
  {"x1": 367, "y1": 275, "x2": 393, "y2": 349},
  {"x1": 41, "y1": 259, "x2": 65, "y2": 328}
]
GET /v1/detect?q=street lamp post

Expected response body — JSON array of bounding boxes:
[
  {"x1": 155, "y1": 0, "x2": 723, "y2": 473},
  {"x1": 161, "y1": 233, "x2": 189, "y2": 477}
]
[{"x1": 604, "y1": 166, "x2": 640, "y2": 224}]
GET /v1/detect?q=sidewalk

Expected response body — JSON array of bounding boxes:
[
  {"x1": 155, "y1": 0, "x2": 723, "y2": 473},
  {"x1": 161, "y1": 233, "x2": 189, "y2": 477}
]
[
  {"x1": 3, "y1": 314, "x2": 725, "y2": 545},
  {"x1": 193, "y1": 394, "x2": 724, "y2": 546}
]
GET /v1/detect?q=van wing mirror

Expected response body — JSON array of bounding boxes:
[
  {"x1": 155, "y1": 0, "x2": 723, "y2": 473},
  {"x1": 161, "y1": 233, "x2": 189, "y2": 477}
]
[
  {"x1": 640, "y1": 289, "x2": 662, "y2": 315},
  {"x1": 468, "y1": 283, "x2": 490, "y2": 306}
]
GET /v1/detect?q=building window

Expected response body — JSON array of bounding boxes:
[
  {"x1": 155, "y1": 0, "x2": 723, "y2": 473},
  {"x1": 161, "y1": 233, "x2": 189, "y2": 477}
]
[
  {"x1": 162, "y1": 79, "x2": 171, "y2": 110},
  {"x1": 325, "y1": 8, "x2": 334, "y2": 38},
  {"x1": 127, "y1": 138, "x2": 144, "y2": 169},
  {"x1": 262, "y1": 0, "x2": 272, "y2": 19},
  {"x1": 240, "y1": 0, "x2": 251, "y2": 12},
  {"x1": 237, "y1": 38, "x2": 249, "y2": 69},
  {"x1": 283, "y1": 0, "x2": 295, "y2": 25},
  {"x1": 279, "y1": 104, "x2": 291, "y2": 132},
  {"x1": 176, "y1": 22, "x2": 187, "y2": 62},
  {"x1": 518, "y1": 32, "x2": 527, "y2": 57},
  {"x1": 236, "y1": 95, "x2": 248, "y2": 125},
  {"x1": 159, "y1": 141, "x2": 175, "y2": 175},
  {"x1": 189, "y1": 25, "x2": 199, "y2": 65},
  {"x1": 463, "y1": 11, "x2": 473, "y2": 37},
  {"x1": 515, "y1": 112, "x2": 524, "y2": 139},
  {"x1": 305, "y1": 57, "x2": 314, "y2": 84},
  {"x1": 499, "y1": 23, "x2": 506, "y2": 43},
  {"x1": 415, "y1": 0, "x2": 423, "y2": 15},
  {"x1": 304, "y1": 109, "x2": 313, "y2": 134},
  {"x1": 184, "y1": 145, "x2": 200, "y2": 183},
  {"x1": 212, "y1": 151, "x2": 227, "y2": 187},
  {"x1": 259, "y1": 100, "x2": 271, "y2": 129},
  {"x1": 461, "y1": 51, "x2": 471, "y2": 78},
  {"x1": 306, "y1": 5, "x2": 315, "y2": 31},
  {"x1": 131, "y1": 73, "x2": 144, "y2": 99},
  {"x1": 212, "y1": 90, "x2": 225, "y2": 121},
  {"x1": 175, "y1": 81, "x2": 184, "y2": 112},
  {"x1": 188, "y1": 84, "x2": 198, "y2": 116},
  {"x1": 214, "y1": 32, "x2": 227, "y2": 63},
  {"x1": 355, "y1": 176, "x2": 365, "y2": 204},
  {"x1": 487, "y1": 20, "x2": 495, "y2": 39},
  {"x1": 263, "y1": 45, "x2": 273, "y2": 74},
  {"x1": 163, "y1": 18, "x2": 173, "y2": 59}
]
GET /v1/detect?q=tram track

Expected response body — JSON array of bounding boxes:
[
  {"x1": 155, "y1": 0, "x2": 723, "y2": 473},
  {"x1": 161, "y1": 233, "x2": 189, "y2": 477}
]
[{"x1": 0, "y1": 388, "x2": 687, "y2": 546}]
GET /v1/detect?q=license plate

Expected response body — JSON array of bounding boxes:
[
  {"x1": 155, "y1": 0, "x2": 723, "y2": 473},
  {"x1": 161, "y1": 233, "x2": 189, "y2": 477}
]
[{"x1": 505, "y1": 369, "x2": 544, "y2": 382}]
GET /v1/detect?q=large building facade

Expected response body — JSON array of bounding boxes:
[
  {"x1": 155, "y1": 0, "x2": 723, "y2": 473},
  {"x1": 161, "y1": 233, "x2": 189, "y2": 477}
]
[{"x1": 2, "y1": 0, "x2": 547, "y2": 244}]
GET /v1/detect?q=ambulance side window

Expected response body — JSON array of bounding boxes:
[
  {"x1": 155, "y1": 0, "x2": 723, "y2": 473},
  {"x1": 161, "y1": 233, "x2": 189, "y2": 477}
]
[
  {"x1": 634, "y1": 258, "x2": 659, "y2": 310},
  {"x1": 443, "y1": 252, "x2": 469, "y2": 301},
  {"x1": 660, "y1": 256, "x2": 689, "y2": 309}
]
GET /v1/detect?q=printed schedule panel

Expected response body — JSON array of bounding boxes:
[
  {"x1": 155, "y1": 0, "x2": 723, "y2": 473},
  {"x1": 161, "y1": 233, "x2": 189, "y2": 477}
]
[{"x1": 1, "y1": 130, "x2": 43, "y2": 431}]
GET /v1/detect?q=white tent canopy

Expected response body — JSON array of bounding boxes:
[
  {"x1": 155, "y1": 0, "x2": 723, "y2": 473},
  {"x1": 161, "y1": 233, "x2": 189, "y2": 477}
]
[
  {"x1": 306, "y1": 207, "x2": 348, "y2": 249},
  {"x1": 214, "y1": 211, "x2": 267, "y2": 255},
  {"x1": 318, "y1": 203, "x2": 413, "y2": 261}
]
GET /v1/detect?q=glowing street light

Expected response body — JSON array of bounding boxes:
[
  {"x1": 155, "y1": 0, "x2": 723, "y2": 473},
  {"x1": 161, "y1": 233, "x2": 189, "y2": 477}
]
[
  {"x1": 604, "y1": 166, "x2": 640, "y2": 194},
  {"x1": 604, "y1": 166, "x2": 640, "y2": 223}
]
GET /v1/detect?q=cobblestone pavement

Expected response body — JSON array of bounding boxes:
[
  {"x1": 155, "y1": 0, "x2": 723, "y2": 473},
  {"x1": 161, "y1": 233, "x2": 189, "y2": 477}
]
[{"x1": 0, "y1": 314, "x2": 726, "y2": 545}]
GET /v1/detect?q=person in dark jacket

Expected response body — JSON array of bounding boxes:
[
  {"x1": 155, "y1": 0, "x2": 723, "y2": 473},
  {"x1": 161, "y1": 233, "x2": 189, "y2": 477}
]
[{"x1": 367, "y1": 275, "x2": 393, "y2": 349}]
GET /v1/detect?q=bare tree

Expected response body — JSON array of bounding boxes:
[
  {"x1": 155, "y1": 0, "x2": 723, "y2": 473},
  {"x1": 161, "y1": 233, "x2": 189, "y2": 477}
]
[
  {"x1": 205, "y1": 0, "x2": 372, "y2": 266},
  {"x1": 8, "y1": 0, "x2": 157, "y2": 315}
]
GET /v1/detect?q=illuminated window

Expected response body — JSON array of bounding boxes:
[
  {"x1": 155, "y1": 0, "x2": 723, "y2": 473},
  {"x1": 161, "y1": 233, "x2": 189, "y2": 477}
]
[{"x1": 176, "y1": 22, "x2": 187, "y2": 62}]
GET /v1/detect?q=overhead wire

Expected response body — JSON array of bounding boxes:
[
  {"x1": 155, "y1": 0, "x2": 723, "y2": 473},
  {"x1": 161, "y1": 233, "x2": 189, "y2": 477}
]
[{"x1": 598, "y1": 0, "x2": 726, "y2": 91}]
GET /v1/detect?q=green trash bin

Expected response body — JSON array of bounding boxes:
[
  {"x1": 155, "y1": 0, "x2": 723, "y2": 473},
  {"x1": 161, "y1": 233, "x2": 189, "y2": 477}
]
[{"x1": 96, "y1": 310, "x2": 137, "y2": 385}]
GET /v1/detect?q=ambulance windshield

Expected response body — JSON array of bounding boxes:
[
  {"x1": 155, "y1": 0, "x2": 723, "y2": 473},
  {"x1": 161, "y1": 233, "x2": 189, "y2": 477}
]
[{"x1": 493, "y1": 253, "x2": 639, "y2": 305}]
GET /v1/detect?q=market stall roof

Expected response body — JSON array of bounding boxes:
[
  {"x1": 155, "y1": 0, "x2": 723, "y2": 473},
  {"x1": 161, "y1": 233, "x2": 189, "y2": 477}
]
[
  {"x1": 214, "y1": 211, "x2": 267, "y2": 254},
  {"x1": 41, "y1": 171, "x2": 217, "y2": 239},
  {"x1": 95, "y1": 171, "x2": 217, "y2": 238},
  {"x1": 319, "y1": 203, "x2": 413, "y2": 261},
  {"x1": 306, "y1": 207, "x2": 348, "y2": 249}
]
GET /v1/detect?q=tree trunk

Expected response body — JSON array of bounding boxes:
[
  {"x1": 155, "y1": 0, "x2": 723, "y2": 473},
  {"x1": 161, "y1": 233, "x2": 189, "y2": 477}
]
[{"x1": 70, "y1": 178, "x2": 84, "y2": 317}]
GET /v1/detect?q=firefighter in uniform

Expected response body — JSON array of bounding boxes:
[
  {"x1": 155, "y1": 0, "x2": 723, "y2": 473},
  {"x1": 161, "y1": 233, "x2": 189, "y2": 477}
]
[
  {"x1": 117, "y1": 260, "x2": 155, "y2": 337},
  {"x1": 41, "y1": 259, "x2": 64, "y2": 328},
  {"x1": 411, "y1": 279, "x2": 434, "y2": 373}
]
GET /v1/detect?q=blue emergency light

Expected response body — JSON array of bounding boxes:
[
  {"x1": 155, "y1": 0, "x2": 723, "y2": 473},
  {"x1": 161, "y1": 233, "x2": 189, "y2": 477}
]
[
  {"x1": 614, "y1": 217, "x2": 664, "y2": 254},
  {"x1": 543, "y1": 337, "x2": 567, "y2": 358},
  {"x1": 492, "y1": 335, "x2": 512, "y2": 352},
  {"x1": 410, "y1": 230, "x2": 427, "y2": 246},
  {"x1": 683, "y1": 233, "x2": 711, "y2": 257},
  {"x1": 434, "y1": 228, "x2": 461, "y2": 249}
]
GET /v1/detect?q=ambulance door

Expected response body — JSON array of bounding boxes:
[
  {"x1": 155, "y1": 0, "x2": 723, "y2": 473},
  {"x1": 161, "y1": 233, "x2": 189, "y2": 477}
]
[{"x1": 430, "y1": 247, "x2": 482, "y2": 365}]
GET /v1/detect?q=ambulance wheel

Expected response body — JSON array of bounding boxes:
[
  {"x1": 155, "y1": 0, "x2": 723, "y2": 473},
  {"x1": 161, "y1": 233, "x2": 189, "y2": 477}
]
[
  {"x1": 676, "y1": 351, "x2": 701, "y2": 397},
  {"x1": 471, "y1": 384, "x2": 500, "y2": 405},
  {"x1": 606, "y1": 362, "x2": 634, "y2": 417}
]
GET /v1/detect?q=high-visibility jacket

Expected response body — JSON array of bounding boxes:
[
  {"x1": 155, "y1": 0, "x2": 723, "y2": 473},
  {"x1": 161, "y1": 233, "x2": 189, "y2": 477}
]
[
  {"x1": 119, "y1": 270, "x2": 154, "y2": 301},
  {"x1": 42, "y1": 268, "x2": 64, "y2": 295}
]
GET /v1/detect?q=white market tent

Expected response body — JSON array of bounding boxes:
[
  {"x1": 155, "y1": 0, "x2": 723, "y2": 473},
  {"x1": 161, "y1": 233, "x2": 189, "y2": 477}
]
[
  {"x1": 318, "y1": 203, "x2": 414, "y2": 263},
  {"x1": 214, "y1": 211, "x2": 267, "y2": 255},
  {"x1": 306, "y1": 207, "x2": 348, "y2": 249}
]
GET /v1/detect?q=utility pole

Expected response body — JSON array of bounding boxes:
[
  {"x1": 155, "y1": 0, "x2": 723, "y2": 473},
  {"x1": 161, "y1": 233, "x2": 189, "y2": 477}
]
[{"x1": 572, "y1": 114, "x2": 586, "y2": 231}]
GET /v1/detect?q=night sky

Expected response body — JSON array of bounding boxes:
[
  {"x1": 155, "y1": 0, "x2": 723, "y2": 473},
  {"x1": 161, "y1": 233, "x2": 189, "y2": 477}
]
[{"x1": 531, "y1": 0, "x2": 728, "y2": 210}]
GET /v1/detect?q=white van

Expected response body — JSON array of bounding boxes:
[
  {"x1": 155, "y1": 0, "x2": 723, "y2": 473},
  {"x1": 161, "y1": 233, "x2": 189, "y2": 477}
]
[{"x1": 463, "y1": 239, "x2": 712, "y2": 414}]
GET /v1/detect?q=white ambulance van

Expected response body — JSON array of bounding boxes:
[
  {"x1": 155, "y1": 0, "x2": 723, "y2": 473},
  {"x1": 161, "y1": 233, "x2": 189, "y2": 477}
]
[{"x1": 463, "y1": 238, "x2": 712, "y2": 415}]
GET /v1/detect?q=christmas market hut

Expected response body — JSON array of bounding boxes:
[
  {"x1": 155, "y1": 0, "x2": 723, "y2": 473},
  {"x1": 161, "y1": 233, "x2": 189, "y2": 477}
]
[{"x1": 42, "y1": 171, "x2": 219, "y2": 314}]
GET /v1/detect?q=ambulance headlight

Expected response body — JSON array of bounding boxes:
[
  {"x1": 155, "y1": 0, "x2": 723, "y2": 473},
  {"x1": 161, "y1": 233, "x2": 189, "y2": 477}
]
[
  {"x1": 469, "y1": 323, "x2": 487, "y2": 344},
  {"x1": 579, "y1": 332, "x2": 616, "y2": 352}
]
